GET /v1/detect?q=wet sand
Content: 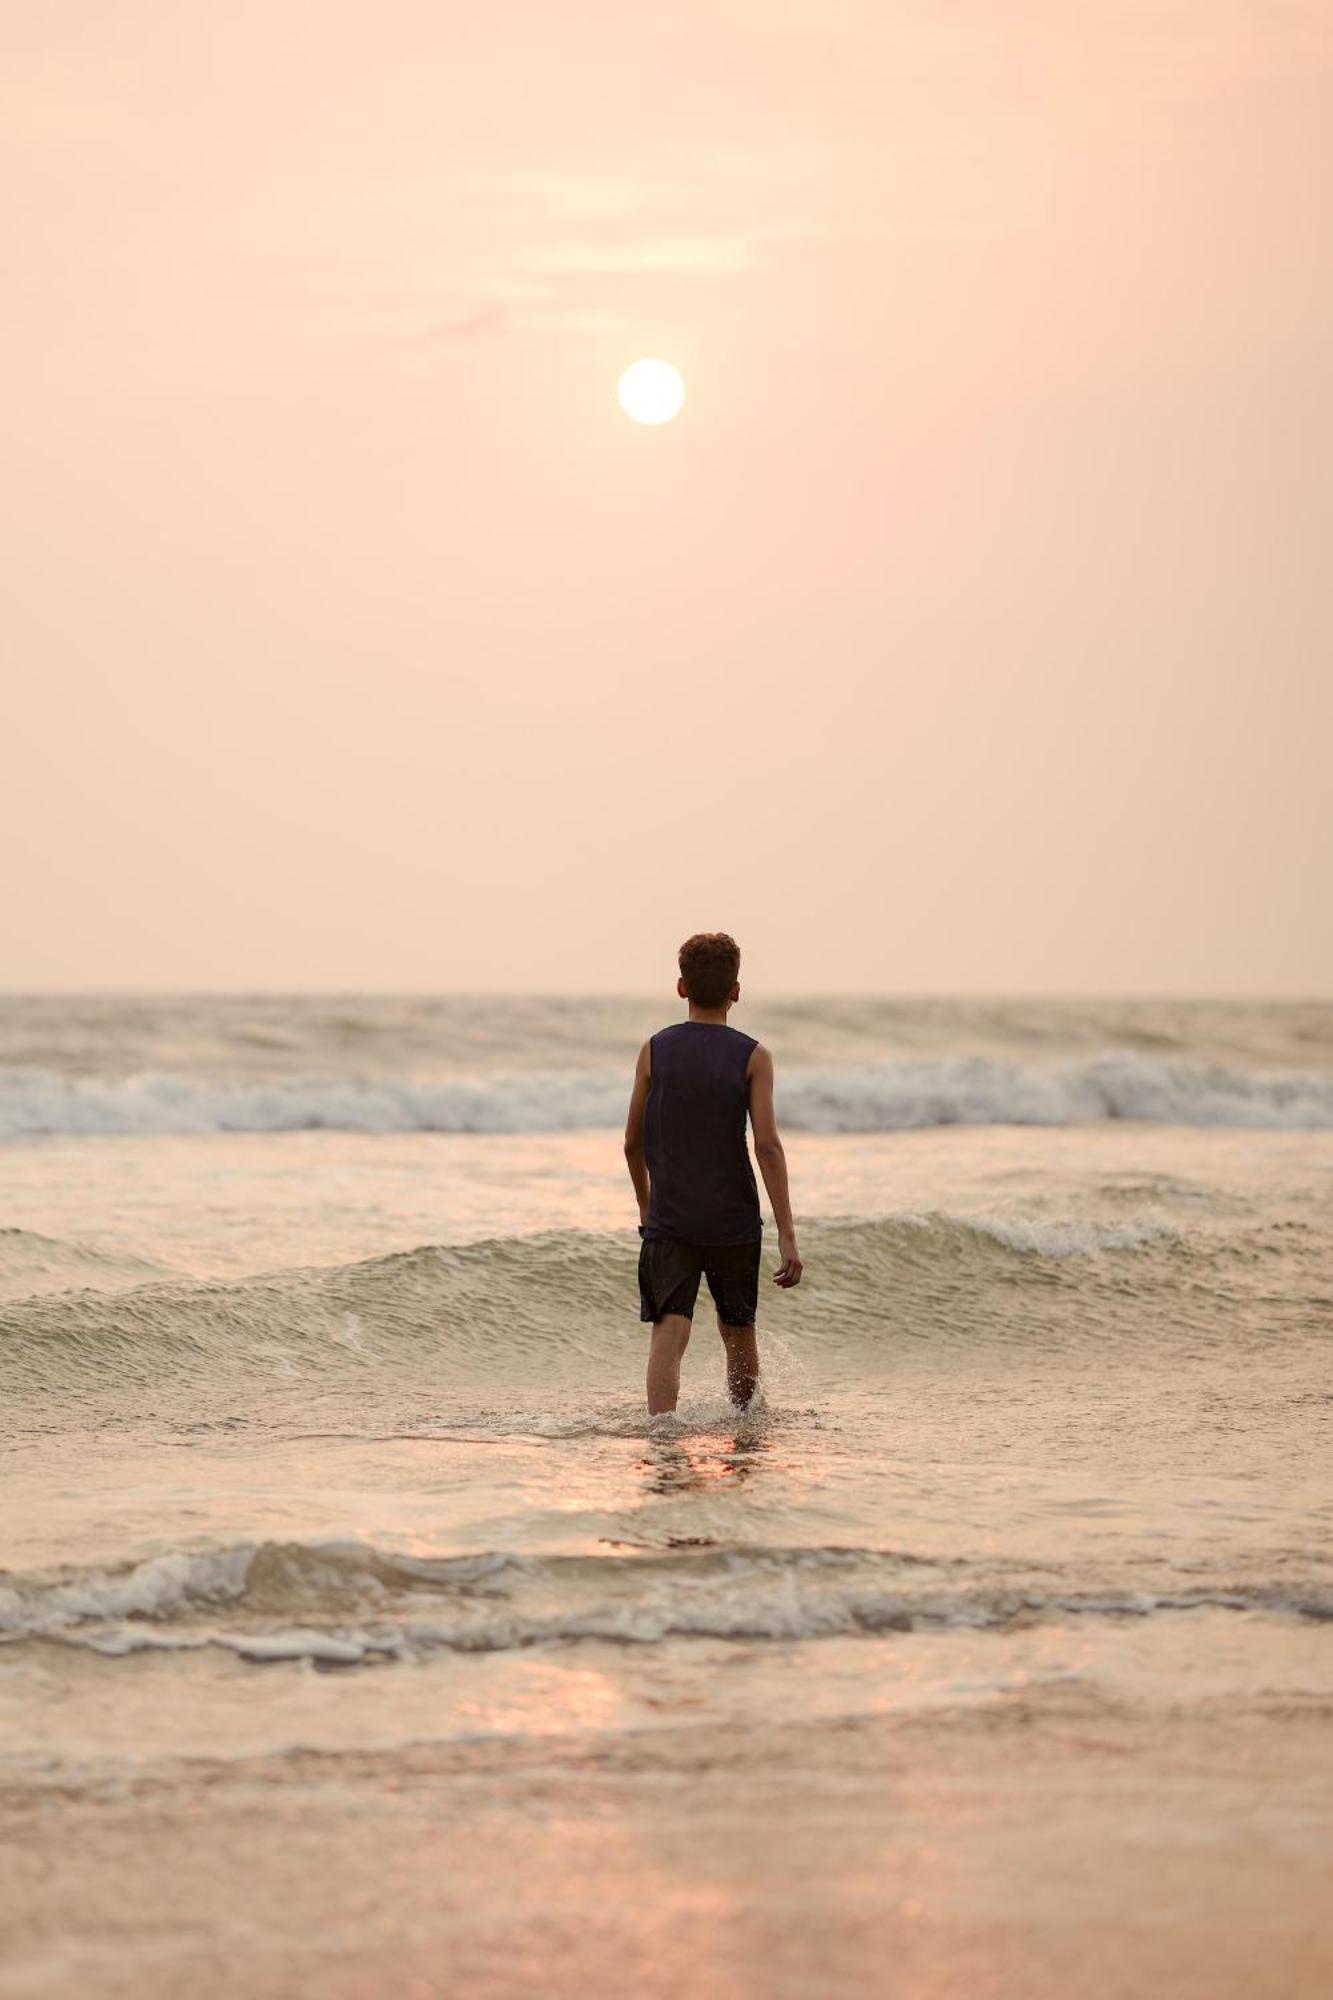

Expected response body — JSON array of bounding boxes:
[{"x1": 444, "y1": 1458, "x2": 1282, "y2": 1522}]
[{"x1": 4, "y1": 1690, "x2": 1330, "y2": 2000}]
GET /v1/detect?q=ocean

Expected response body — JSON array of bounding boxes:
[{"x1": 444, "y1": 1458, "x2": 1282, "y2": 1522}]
[{"x1": 3, "y1": 994, "x2": 1332, "y2": 1995}]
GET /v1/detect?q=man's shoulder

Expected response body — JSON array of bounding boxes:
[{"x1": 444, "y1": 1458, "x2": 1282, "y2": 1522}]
[{"x1": 638, "y1": 1024, "x2": 677, "y2": 1073}]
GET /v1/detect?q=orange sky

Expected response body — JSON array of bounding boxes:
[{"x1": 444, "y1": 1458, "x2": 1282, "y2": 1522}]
[{"x1": 4, "y1": 1, "x2": 1330, "y2": 992}]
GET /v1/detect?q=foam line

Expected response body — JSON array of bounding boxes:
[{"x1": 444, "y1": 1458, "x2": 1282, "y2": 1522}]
[{"x1": 3, "y1": 1053, "x2": 1331, "y2": 1138}]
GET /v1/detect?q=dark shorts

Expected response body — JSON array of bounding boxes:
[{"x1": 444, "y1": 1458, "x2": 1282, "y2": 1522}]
[{"x1": 637, "y1": 1232, "x2": 762, "y2": 1329}]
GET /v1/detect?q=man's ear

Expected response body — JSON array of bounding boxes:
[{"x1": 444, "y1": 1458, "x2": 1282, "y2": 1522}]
[
  {"x1": 730, "y1": 983, "x2": 741, "y2": 1004},
  {"x1": 677, "y1": 976, "x2": 689, "y2": 999}
]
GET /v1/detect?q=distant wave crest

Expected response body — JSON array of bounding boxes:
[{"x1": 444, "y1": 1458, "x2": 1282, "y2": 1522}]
[
  {"x1": 0, "y1": 1226, "x2": 172, "y2": 1301},
  {"x1": 3, "y1": 1053, "x2": 1333, "y2": 1139}
]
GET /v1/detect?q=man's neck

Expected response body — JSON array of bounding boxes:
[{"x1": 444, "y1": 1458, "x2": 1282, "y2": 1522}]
[{"x1": 686, "y1": 1003, "x2": 731, "y2": 1025}]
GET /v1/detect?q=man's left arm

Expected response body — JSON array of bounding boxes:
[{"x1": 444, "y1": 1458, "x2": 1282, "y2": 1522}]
[
  {"x1": 623, "y1": 1041, "x2": 651, "y2": 1225},
  {"x1": 748, "y1": 1044, "x2": 803, "y2": 1288}
]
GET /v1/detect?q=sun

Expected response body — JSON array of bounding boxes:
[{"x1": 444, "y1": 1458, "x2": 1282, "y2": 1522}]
[{"x1": 617, "y1": 358, "x2": 686, "y2": 426}]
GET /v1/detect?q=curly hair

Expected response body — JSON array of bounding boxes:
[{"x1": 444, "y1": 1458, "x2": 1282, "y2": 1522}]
[{"x1": 678, "y1": 932, "x2": 741, "y2": 1008}]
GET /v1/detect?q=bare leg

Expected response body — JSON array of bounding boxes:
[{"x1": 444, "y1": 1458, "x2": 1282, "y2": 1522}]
[
  {"x1": 718, "y1": 1320, "x2": 759, "y2": 1408},
  {"x1": 646, "y1": 1314, "x2": 692, "y2": 1414}
]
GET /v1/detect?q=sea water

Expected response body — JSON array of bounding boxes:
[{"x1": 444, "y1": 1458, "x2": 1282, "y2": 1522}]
[{"x1": 2, "y1": 995, "x2": 1331, "y2": 1781}]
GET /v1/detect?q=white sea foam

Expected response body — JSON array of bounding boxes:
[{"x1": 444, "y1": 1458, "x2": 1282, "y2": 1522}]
[
  {"x1": 3, "y1": 1052, "x2": 1332, "y2": 1139},
  {"x1": 3, "y1": 1540, "x2": 1329, "y2": 1664},
  {"x1": 951, "y1": 1213, "x2": 1181, "y2": 1257},
  {"x1": 0, "y1": 1545, "x2": 256, "y2": 1638}
]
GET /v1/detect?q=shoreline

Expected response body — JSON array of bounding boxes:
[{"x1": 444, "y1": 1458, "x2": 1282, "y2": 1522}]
[{"x1": 4, "y1": 1690, "x2": 1331, "y2": 1999}]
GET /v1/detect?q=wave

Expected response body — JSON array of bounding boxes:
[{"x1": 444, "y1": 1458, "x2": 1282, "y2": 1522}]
[
  {"x1": 3, "y1": 1052, "x2": 1333, "y2": 1139},
  {"x1": 3, "y1": 1538, "x2": 1327, "y2": 1664},
  {"x1": 0, "y1": 1212, "x2": 1190, "y2": 1395},
  {"x1": 7, "y1": 996, "x2": 1331, "y2": 1088},
  {"x1": 925, "y1": 1213, "x2": 1180, "y2": 1256},
  {"x1": 0, "y1": 1227, "x2": 172, "y2": 1302}
]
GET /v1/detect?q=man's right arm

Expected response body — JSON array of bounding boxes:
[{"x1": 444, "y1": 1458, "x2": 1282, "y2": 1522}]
[
  {"x1": 623, "y1": 1041, "x2": 652, "y2": 1225},
  {"x1": 747, "y1": 1044, "x2": 803, "y2": 1288}
]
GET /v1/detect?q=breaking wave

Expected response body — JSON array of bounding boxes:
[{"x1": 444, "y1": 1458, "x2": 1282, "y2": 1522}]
[
  {"x1": 3, "y1": 1538, "x2": 1328, "y2": 1665},
  {"x1": 0, "y1": 1212, "x2": 1191, "y2": 1396},
  {"x1": 3, "y1": 1052, "x2": 1333, "y2": 1138}
]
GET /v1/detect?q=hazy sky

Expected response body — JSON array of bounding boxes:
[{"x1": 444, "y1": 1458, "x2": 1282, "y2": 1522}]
[{"x1": 4, "y1": 1, "x2": 1330, "y2": 993}]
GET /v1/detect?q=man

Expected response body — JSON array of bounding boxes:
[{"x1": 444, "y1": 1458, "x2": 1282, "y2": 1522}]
[{"x1": 623, "y1": 932, "x2": 803, "y2": 1417}]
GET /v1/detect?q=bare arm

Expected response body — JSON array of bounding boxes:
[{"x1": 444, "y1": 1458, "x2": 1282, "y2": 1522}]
[
  {"x1": 623, "y1": 1041, "x2": 651, "y2": 1225},
  {"x1": 747, "y1": 1044, "x2": 803, "y2": 1288}
]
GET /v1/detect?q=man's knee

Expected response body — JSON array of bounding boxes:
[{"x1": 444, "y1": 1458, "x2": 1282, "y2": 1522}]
[
  {"x1": 717, "y1": 1318, "x2": 756, "y2": 1342},
  {"x1": 655, "y1": 1313, "x2": 692, "y2": 1351}
]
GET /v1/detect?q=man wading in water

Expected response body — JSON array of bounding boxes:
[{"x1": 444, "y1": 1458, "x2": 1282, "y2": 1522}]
[{"x1": 623, "y1": 933, "x2": 803, "y2": 1416}]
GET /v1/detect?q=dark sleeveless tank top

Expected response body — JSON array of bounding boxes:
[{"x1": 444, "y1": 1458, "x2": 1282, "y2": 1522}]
[{"x1": 643, "y1": 1022, "x2": 761, "y2": 1245}]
